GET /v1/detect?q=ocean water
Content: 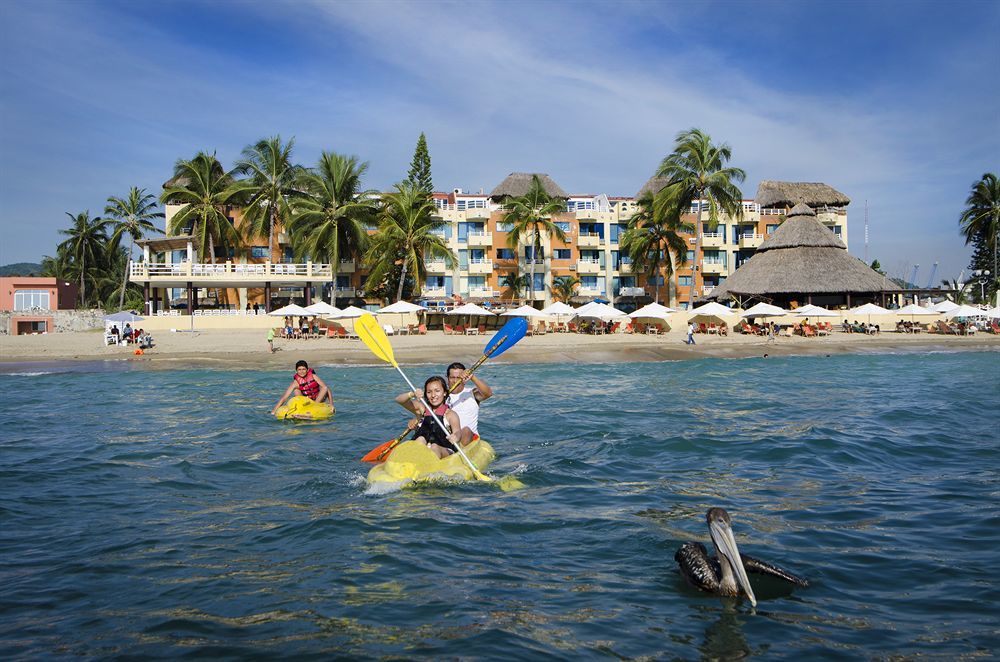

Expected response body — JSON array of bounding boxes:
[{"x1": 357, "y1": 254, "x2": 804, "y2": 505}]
[{"x1": 1, "y1": 351, "x2": 998, "y2": 659}]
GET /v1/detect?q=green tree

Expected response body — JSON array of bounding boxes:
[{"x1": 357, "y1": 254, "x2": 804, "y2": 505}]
[
  {"x1": 551, "y1": 275, "x2": 580, "y2": 303},
  {"x1": 620, "y1": 191, "x2": 691, "y2": 304},
  {"x1": 500, "y1": 175, "x2": 567, "y2": 307},
  {"x1": 655, "y1": 128, "x2": 745, "y2": 307},
  {"x1": 500, "y1": 272, "x2": 528, "y2": 302},
  {"x1": 104, "y1": 187, "x2": 164, "y2": 309},
  {"x1": 870, "y1": 259, "x2": 885, "y2": 275},
  {"x1": 959, "y1": 172, "x2": 999, "y2": 303},
  {"x1": 160, "y1": 152, "x2": 248, "y2": 265},
  {"x1": 288, "y1": 152, "x2": 376, "y2": 305},
  {"x1": 58, "y1": 211, "x2": 110, "y2": 307},
  {"x1": 941, "y1": 278, "x2": 968, "y2": 305},
  {"x1": 365, "y1": 182, "x2": 454, "y2": 302},
  {"x1": 235, "y1": 135, "x2": 303, "y2": 258},
  {"x1": 406, "y1": 132, "x2": 433, "y2": 194}
]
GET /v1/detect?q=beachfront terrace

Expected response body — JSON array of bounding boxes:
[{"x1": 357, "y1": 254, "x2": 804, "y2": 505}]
[{"x1": 129, "y1": 261, "x2": 333, "y2": 286}]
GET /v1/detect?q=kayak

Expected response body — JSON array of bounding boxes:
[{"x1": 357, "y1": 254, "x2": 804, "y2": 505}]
[
  {"x1": 367, "y1": 439, "x2": 495, "y2": 485},
  {"x1": 274, "y1": 395, "x2": 335, "y2": 420}
]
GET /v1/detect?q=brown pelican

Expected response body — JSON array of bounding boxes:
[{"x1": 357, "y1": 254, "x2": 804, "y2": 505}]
[{"x1": 675, "y1": 508, "x2": 808, "y2": 606}]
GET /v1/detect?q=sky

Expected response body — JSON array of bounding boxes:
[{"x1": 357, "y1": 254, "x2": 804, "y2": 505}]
[{"x1": 1, "y1": 0, "x2": 997, "y2": 283}]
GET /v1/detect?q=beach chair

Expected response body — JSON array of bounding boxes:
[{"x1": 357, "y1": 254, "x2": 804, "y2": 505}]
[
  {"x1": 698, "y1": 323, "x2": 708, "y2": 334},
  {"x1": 609, "y1": 322, "x2": 620, "y2": 334},
  {"x1": 990, "y1": 322, "x2": 1000, "y2": 335},
  {"x1": 707, "y1": 323, "x2": 718, "y2": 334},
  {"x1": 443, "y1": 323, "x2": 455, "y2": 335},
  {"x1": 478, "y1": 324, "x2": 487, "y2": 335},
  {"x1": 418, "y1": 323, "x2": 428, "y2": 335},
  {"x1": 718, "y1": 323, "x2": 728, "y2": 336},
  {"x1": 383, "y1": 324, "x2": 395, "y2": 336},
  {"x1": 455, "y1": 325, "x2": 466, "y2": 335},
  {"x1": 803, "y1": 325, "x2": 816, "y2": 337},
  {"x1": 568, "y1": 322, "x2": 579, "y2": 333}
]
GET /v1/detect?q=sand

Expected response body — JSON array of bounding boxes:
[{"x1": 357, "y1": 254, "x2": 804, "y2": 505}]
[{"x1": 2, "y1": 326, "x2": 998, "y2": 369}]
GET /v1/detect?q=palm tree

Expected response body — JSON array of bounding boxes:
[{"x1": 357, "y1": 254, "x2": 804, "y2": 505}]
[
  {"x1": 620, "y1": 191, "x2": 692, "y2": 304},
  {"x1": 500, "y1": 272, "x2": 528, "y2": 302},
  {"x1": 105, "y1": 187, "x2": 164, "y2": 309},
  {"x1": 551, "y1": 275, "x2": 580, "y2": 303},
  {"x1": 288, "y1": 152, "x2": 375, "y2": 304},
  {"x1": 235, "y1": 135, "x2": 302, "y2": 258},
  {"x1": 160, "y1": 152, "x2": 248, "y2": 265},
  {"x1": 58, "y1": 211, "x2": 110, "y2": 307},
  {"x1": 940, "y1": 278, "x2": 969, "y2": 305},
  {"x1": 958, "y1": 172, "x2": 999, "y2": 301},
  {"x1": 655, "y1": 128, "x2": 745, "y2": 307},
  {"x1": 365, "y1": 182, "x2": 454, "y2": 302},
  {"x1": 501, "y1": 175, "x2": 567, "y2": 307}
]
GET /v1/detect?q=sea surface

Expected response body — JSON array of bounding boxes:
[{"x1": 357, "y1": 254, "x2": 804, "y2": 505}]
[{"x1": 1, "y1": 351, "x2": 998, "y2": 659}]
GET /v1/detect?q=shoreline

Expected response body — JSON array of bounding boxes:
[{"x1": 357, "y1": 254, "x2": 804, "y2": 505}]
[{"x1": 2, "y1": 328, "x2": 998, "y2": 371}]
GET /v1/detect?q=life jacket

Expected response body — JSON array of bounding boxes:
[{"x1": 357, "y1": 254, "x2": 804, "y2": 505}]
[
  {"x1": 293, "y1": 369, "x2": 321, "y2": 400},
  {"x1": 414, "y1": 402, "x2": 454, "y2": 450}
]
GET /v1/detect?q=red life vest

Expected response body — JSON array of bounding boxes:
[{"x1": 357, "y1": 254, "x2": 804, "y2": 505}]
[{"x1": 293, "y1": 369, "x2": 321, "y2": 400}]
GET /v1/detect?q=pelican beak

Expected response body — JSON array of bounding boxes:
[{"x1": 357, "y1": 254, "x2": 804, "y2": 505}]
[{"x1": 710, "y1": 519, "x2": 757, "y2": 607}]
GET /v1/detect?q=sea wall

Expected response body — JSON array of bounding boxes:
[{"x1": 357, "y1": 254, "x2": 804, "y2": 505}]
[{"x1": 0, "y1": 309, "x2": 106, "y2": 335}]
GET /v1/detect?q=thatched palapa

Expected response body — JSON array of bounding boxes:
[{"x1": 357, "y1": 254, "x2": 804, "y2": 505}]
[
  {"x1": 709, "y1": 203, "x2": 886, "y2": 304},
  {"x1": 489, "y1": 173, "x2": 568, "y2": 200},
  {"x1": 756, "y1": 181, "x2": 850, "y2": 209},
  {"x1": 635, "y1": 176, "x2": 671, "y2": 199}
]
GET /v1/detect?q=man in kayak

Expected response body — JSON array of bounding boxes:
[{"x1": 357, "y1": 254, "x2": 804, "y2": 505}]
[
  {"x1": 446, "y1": 362, "x2": 493, "y2": 445},
  {"x1": 272, "y1": 360, "x2": 333, "y2": 415}
]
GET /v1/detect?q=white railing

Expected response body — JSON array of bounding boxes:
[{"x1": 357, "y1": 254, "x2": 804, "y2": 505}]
[
  {"x1": 620, "y1": 287, "x2": 645, "y2": 296},
  {"x1": 129, "y1": 261, "x2": 333, "y2": 279},
  {"x1": 739, "y1": 233, "x2": 764, "y2": 240}
]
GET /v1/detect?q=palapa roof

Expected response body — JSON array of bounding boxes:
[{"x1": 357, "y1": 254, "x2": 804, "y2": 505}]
[
  {"x1": 709, "y1": 204, "x2": 886, "y2": 299},
  {"x1": 489, "y1": 173, "x2": 568, "y2": 199},
  {"x1": 756, "y1": 180, "x2": 850, "y2": 209},
  {"x1": 635, "y1": 176, "x2": 671, "y2": 199}
]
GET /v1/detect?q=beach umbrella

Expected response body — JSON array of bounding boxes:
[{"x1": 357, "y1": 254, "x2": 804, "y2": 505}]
[
  {"x1": 447, "y1": 303, "x2": 495, "y2": 317},
  {"x1": 377, "y1": 301, "x2": 426, "y2": 314},
  {"x1": 793, "y1": 304, "x2": 839, "y2": 317},
  {"x1": 329, "y1": 305, "x2": 370, "y2": 319},
  {"x1": 930, "y1": 300, "x2": 959, "y2": 313},
  {"x1": 985, "y1": 306, "x2": 1000, "y2": 319},
  {"x1": 740, "y1": 302, "x2": 786, "y2": 318},
  {"x1": 104, "y1": 310, "x2": 144, "y2": 323},
  {"x1": 540, "y1": 301, "x2": 575, "y2": 316},
  {"x1": 573, "y1": 301, "x2": 601, "y2": 317},
  {"x1": 946, "y1": 304, "x2": 986, "y2": 319},
  {"x1": 850, "y1": 303, "x2": 891, "y2": 316},
  {"x1": 269, "y1": 304, "x2": 312, "y2": 317},
  {"x1": 629, "y1": 302, "x2": 676, "y2": 318},
  {"x1": 304, "y1": 301, "x2": 341, "y2": 316},
  {"x1": 689, "y1": 301, "x2": 737, "y2": 317},
  {"x1": 501, "y1": 304, "x2": 551, "y2": 318},
  {"x1": 576, "y1": 302, "x2": 629, "y2": 322}
]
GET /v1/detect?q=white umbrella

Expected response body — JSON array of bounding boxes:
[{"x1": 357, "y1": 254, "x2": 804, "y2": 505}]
[
  {"x1": 741, "y1": 302, "x2": 786, "y2": 318},
  {"x1": 930, "y1": 300, "x2": 959, "y2": 313},
  {"x1": 269, "y1": 304, "x2": 312, "y2": 317},
  {"x1": 689, "y1": 301, "x2": 737, "y2": 317},
  {"x1": 447, "y1": 303, "x2": 496, "y2": 317},
  {"x1": 946, "y1": 304, "x2": 986, "y2": 319},
  {"x1": 985, "y1": 306, "x2": 1000, "y2": 319},
  {"x1": 850, "y1": 302, "x2": 891, "y2": 316},
  {"x1": 629, "y1": 302, "x2": 676, "y2": 318},
  {"x1": 377, "y1": 301, "x2": 426, "y2": 314},
  {"x1": 576, "y1": 302, "x2": 629, "y2": 321},
  {"x1": 540, "y1": 301, "x2": 576, "y2": 316},
  {"x1": 104, "y1": 310, "x2": 145, "y2": 323},
  {"x1": 895, "y1": 303, "x2": 936, "y2": 316},
  {"x1": 573, "y1": 301, "x2": 601, "y2": 317},
  {"x1": 329, "y1": 305, "x2": 370, "y2": 319},
  {"x1": 304, "y1": 301, "x2": 341, "y2": 316},
  {"x1": 793, "y1": 304, "x2": 839, "y2": 317},
  {"x1": 501, "y1": 305, "x2": 551, "y2": 318}
]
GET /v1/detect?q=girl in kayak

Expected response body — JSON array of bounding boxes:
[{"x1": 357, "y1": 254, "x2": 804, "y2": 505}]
[
  {"x1": 272, "y1": 360, "x2": 333, "y2": 415},
  {"x1": 396, "y1": 376, "x2": 462, "y2": 459}
]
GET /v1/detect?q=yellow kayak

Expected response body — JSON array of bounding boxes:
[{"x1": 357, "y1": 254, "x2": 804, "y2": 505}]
[
  {"x1": 274, "y1": 395, "x2": 335, "y2": 420},
  {"x1": 367, "y1": 439, "x2": 495, "y2": 485}
]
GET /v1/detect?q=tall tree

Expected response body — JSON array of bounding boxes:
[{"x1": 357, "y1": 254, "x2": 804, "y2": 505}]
[
  {"x1": 105, "y1": 187, "x2": 164, "y2": 309},
  {"x1": 160, "y1": 152, "x2": 248, "y2": 265},
  {"x1": 500, "y1": 272, "x2": 528, "y2": 302},
  {"x1": 620, "y1": 190, "x2": 692, "y2": 304},
  {"x1": 406, "y1": 132, "x2": 433, "y2": 194},
  {"x1": 365, "y1": 182, "x2": 453, "y2": 302},
  {"x1": 501, "y1": 175, "x2": 567, "y2": 307},
  {"x1": 235, "y1": 135, "x2": 302, "y2": 258},
  {"x1": 655, "y1": 128, "x2": 745, "y2": 308},
  {"x1": 58, "y1": 211, "x2": 110, "y2": 307},
  {"x1": 959, "y1": 172, "x2": 999, "y2": 303},
  {"x1": 551, "y1": 275, "x2": 580, "y2": 303},
  {"x1": 289, "y1": 152, "x2": 376, "y2": 305}
]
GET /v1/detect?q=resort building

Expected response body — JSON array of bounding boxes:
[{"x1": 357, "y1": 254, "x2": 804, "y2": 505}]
[{"x1": 0, "y1": 276, "x2": 79, "y2": 334}]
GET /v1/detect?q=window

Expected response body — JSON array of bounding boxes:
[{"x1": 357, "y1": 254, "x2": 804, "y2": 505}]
[
  {"x1": 251, "y1": 246, "x2": 269, "y2": 258},
  {"x1": 496, "y1": 248, "x2": 516, "y2": 260},
  {"x1": 497, "y1": 222, "x2": 514, "y2": 232},
  {"x1": 678, "y1": 275, "x2": 692, "y2": 286},
  {"x1": 14, "y1": 290, "x2": 50, "y2": 310},
  {"x1": 336, "y1": 275, "x2": 351, "y2": 288},
  {"x1": 766, "y1": 224, "x2": 779, "y2": 234},
  {"x1": 468, "y1": 276, "x2": 486, "y2": 288},
  {"x1": 686, "y1": 250, "x2": 695, "y2": 262},
  {"x1": 581, "y1": 275, "x2": 599, "y2": 289},
  {"x1": 554, "y1": 221, "x2": 571, "y2": 232},
  {"x1": 553, "y1": 249, "x2": 571, "y2": 260}
]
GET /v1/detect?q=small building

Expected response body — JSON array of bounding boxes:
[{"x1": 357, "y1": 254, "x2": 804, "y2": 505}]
[{"x1": 0, "y1": 276, "x2": 79, "y2": 335}]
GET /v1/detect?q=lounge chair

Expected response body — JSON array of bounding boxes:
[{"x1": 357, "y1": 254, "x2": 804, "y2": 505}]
[
  {"x1": 568, "y1": 322, "x2": 579, "y2": 333},
  {"x1": 803, "y1": 325, "x2": 816, "y2": 337},
  {"x1": 443, "y1": 323, "x2": 455, "y2": 335},
  {"x1": 455, "y1": 325, "x2": 466, "y2": 335},
  {"x1": 418, "y1": 323, "x2": 428, "y2": 335},
  {"x1": 707, "y1": 323, "x2": 718, "y2": 334},
  {"x1": 478, "y1": 324, "x2": 487, "y2": 335},
  {"x1": 698, "y1": 323, "x2": 708, "y2": 334},
  {"x1": 608, "y1": 322, "x2": 620, "y2": 334}
]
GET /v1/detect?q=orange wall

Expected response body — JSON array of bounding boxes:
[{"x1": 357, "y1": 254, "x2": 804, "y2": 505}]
[{"x1": 0, "y1": 277, "x2": 78, "y2": 311}]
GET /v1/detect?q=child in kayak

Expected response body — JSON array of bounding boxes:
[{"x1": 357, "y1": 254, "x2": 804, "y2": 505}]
[
  {"x1": 395, "y1": 376, "x2": 462, "y2": 459},
  {"x1": 272, "y1": 360, "x2": 333, "y2": 414}
]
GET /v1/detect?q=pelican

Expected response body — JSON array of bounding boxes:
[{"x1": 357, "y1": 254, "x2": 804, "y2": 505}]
[{"x1": 675, "y1": 508, "x2": 808, "y2": 606}]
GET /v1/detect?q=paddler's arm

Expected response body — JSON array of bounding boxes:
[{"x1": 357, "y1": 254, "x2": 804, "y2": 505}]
[
  {"x1": 312, "y1": 372, "x2": 333, "y2": 405},
  {"x1": 272, "y1": 380, "x2": 298, "y2": 414},
  {"x1": 395, "y1": 389, "x2": 422, "y2": 414},
  {"x1": 466, "y1": 371, "x2": 493, "y2": 402}
]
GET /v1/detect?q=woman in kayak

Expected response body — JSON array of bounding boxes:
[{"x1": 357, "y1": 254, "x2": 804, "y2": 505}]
[
  {"x1": 272, "y1": 360, "x2": 333, "y2": 415},
  {"x1": 396, "y1": 376, "x2": 463, "y2": 459}
]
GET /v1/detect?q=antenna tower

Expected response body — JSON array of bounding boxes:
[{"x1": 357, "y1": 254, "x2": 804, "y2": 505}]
[{"x1": 864, "y1": 200, "x2": 869, "y2": 264}]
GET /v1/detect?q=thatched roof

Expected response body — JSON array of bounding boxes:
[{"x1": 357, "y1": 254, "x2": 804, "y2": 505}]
[
  {"x1": 756, "y1": 180, "x2": 850, "y2": 209},
  {"x1": 489, "y1": 173, "x2": 568, "y2": 199},
  {"x1": 709, "y1": 209, "x2": 884, "y2": 299},
  {"x1": 635, "y1": 176, "x2": 671, "y2": 199}
]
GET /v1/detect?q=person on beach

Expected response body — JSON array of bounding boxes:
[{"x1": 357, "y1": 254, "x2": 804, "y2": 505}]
[
  {"x1": 396, "y1": 376, "x2": 463, "y2": 459},
  {"x1": 446, "y1": 362, "x2": 493, "y2": 445},
  {"x1": 267, "y1": 327, "x2": 275, "y2": 353},
  {"x1": 686, "y1": 322, "x2": 697, "y2": 345},
  {"x1": 272, "y1": 360, "x2": 333, "y2": 414}
]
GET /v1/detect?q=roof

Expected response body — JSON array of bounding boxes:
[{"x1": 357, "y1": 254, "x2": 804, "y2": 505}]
[
  {"x1": 755, "y1": 180, "x2": 851, "y2": 209},
  {"x1": 489, "y1": 173, "x2": 568, "y2": 199},
  {"x1": 635, "y1": 176, "x2": 671, "y2": 199},
  {"x1": 756, "y1": 204, "x2": 846, "y2": 251}
]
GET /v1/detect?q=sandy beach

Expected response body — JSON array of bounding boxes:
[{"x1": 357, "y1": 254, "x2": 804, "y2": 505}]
[{"x1": 2, "y1": 326, "x2": 998, "y2": 369}]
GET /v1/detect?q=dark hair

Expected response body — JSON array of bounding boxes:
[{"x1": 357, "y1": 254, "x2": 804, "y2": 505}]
[
  {"x1": 446, "y1": 362, "x2": 465, "y2": 376},
  {"x1": 424, "y1": 375, "x2": 448, "y2": 397},
  {"x1": 295, "y1": 360, "x2": 309, "y2": 369}
]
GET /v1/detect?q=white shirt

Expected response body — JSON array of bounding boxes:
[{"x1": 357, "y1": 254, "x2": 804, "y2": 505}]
[{"x1": 448, "y1": 385, "x2": 480, "y2": 434}]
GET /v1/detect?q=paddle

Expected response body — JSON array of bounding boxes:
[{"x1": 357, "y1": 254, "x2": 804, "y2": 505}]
[
  {"x1": 355, "y1": 313, "x2": 501, "y2": 482},
  {"x1": 362, "y1": 316, "x2": 528, "y2": 463}
]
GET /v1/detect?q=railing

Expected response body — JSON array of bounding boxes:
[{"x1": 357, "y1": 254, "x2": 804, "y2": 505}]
[
  {"x1": 620, "y1": 287, "x2": 645, "y2": 296},
  {"x1": 129, "y1": 261, "x2": 333, "y2": 279},
  {"x1": 703, "y1": 286, "x2": 715, "y2": 296}
]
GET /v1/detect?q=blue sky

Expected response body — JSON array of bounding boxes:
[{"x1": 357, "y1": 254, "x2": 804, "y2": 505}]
[{"x1": 1, "y1": 0, "x2": 997, "y2": 282}]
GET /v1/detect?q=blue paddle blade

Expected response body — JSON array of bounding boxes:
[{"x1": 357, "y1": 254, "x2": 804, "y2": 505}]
[{"x1": 483, "y1": 317, "x2": 528, "y2": 358}]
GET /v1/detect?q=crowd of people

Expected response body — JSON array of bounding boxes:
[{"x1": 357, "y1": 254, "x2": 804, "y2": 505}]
[{"x1": 107, "y1": 323, "x2": 154, "y2": 348}]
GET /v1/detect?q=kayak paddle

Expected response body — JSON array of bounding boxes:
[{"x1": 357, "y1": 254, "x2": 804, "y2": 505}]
[
  {"x1": 355, "y1": 313, "x2": 492, "y2": 482},
  {"x1": 362, "y1": 316, "x2": 528, "y2": 463}
]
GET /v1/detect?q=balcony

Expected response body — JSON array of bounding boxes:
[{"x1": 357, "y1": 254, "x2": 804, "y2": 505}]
[
  {"x1": 337, "y1": 259, "x2": 356, "y2": 273},
  {"x1": 738, "y1": 233, "x2": 764, "y2": 249},
  {"x1": 468, "y1": 259, "x2": 494, "y2": 274},
  {"x1": 701, "y1": 262, "x2": 726, "y2": 275},
  {"x1": 422, "y1": 287, "x2": 447, "y2": 297},
  {"x1": 578, "y1": 287, "x2": 604, "y2": 296},
  {"x1": 576, "y1": 259, "x2": 602, "y2": 274},
  {"x1": 620, "y1": 286, "x2": 645, "y2": 296},
  {"x1": 425, "y1": 260, "x2": 449, "y2": 274},
  {"x1": 701, "y1": 232, "x2": 725, "y2": 248},
  {"x1": 577, "y1": 232, "x2": 602, "y2": 247},
  {"x1": 129, "y1": 261, "x2": 332, "y2": 286},
  {"x1": 616, "y1": 262, "x2": 633, "y2": 273},
  {"x1": 467, "y1": 231, "x2": 493, "y2": 247},
  {"x1": 469, "y1": 288, "x2": 500, "y2": 299},
  {"x1": 464, "y1": 207, "x2": 490, "y2": 220}
]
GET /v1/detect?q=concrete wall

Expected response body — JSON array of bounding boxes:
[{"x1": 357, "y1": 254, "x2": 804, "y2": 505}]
[{"x1": 1, "y1": 309, "x2": 106, "y2": 335}]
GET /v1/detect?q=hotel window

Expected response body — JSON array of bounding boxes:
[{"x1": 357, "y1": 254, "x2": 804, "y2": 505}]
[
  {"x1": 766, "y1": 224, "x2": 779, "y2": 234},
  {"x1": 336, "y1": 275, "x2": 351, "y2": 289},
  {"x1": 554, "y1": 221, "x2": 571, "y2": 233},
  {"x1": 496, "y1": 248, "x2": 516, "y2": 260},
  {"x1": 686, "y1": 250, "x2": 695, "y2": 262},
  {"x1": 581, "y1": 275, "x2": 599, "y2": 290},
  {"x1": 468, "y1": 276, "x2": 486, "y2": 289},
  {"x1": 553, "y1": 249, "x2": 571, "y2": 260},
  {"x1": 678, "y1": 275, "x2": 692, "y2": 287},
  {"x1": 251, "y1": 246, "x2": 269, "y2": 258},
  {"x1": 14, "y1": 290, "x2": 50, "y2": 311},
  {"x1": 833, "y1": 226, "x2": 842, "y2": 236},
  {"x1": 496, "y1": 222, "x2": 514, "y2": 232}
]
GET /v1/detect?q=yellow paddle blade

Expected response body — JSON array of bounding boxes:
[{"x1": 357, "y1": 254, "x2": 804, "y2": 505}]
[
  {"x1": 355, "y1": 313, "x2": 397, "y2": 366},
  {"x1": 499, "y1": 475, "x2": 526, "y2": 492}
]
